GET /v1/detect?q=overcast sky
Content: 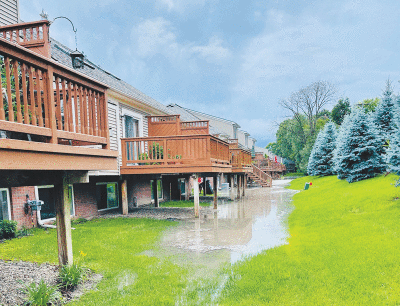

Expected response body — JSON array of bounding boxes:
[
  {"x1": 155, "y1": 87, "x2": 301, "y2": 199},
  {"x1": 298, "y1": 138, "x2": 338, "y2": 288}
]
[{"x1": 20, "y1": 0, "x2": 400, "y2": 147}]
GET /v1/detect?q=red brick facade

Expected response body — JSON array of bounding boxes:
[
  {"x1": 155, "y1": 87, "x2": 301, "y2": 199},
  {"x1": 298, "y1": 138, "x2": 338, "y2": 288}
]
[
  {"x1": 128, "y1": 177, "x2": 152, "y2": 207},
  {"x1": 10, "y1": 186, "x2": 37, "y2": 229},
  {"x1": 73, "y1": 184, "x2": 100, "y2": 219}
]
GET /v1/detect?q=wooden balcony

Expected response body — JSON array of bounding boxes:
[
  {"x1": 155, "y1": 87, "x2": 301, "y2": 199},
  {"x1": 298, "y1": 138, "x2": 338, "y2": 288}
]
[
  {"x1": 0, "y1": 25, "x2": 118, "y2": 171},
  {"x1": 228, "y1": 139, "x2": 252, "y2": 173},
  {"x1": 121, "y1": 135, "x2": 231, "y2": 175}
]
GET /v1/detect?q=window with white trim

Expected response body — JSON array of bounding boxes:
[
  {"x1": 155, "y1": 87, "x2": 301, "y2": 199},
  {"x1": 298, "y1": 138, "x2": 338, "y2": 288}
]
[{"x1": 0, "y1": 188, "x2": 11, "y2": 221}]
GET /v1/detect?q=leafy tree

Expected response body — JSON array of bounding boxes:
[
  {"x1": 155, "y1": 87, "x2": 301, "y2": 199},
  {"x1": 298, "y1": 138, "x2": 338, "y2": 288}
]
[
  {"x1": 331, "y1": 98, "x2": 351, "y2": 125},
  {"x1": 333, "y1": 107, "x2": 385, "y2": 183},
  {"x1": 269, "y1": 114, "x2": 329, "y2": 173},
  {"x1": 374, "y1": 80, "x2": 396, "y2": 141},
  {"x1": 358, "y1": 98, "x2": 379, "y2": 113},
  {"x1": 307, "y1": 121, "x2": 337, "y2": 176}
]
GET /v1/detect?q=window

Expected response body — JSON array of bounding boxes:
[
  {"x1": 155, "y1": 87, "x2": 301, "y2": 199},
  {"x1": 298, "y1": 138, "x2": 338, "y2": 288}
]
[
  {"x1": 125, "y1": 115, "x2": 139, "y2": 138},
  {"x1": 37, "y1": 185, "x2": 75, "y2": 220},
  {"x1": 150, "y1": 180, "x2": 163, "y2": 200},
  {"x1": 96, "y1": 183, "x2": 119, "y2": 211},
  {"x1": 0, "y1": 188, "x2": 11, "y2": 221}
]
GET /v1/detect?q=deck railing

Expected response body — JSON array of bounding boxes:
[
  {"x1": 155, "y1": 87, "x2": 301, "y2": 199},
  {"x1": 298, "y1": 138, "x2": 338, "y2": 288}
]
[
  {"x1": 231, "y1": 148, "x2": 252, "y2": 170},
  {"x1": 180, "y1": 120, "x2": 209, "y2": 135},
  {"x1": 121, "y1": 135, "x2": 229, "y2": 167},
  {"x1": 0, "y1": 34, "x2": 109, "y2": 148},
  {"x1": 252, "y1": 164, "x2": 272, "y2": 186}
]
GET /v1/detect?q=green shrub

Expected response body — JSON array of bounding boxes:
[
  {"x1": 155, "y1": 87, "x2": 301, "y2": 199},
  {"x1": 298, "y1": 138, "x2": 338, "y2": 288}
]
[
  {"x1": 71, "y1": 217, "x2": 88, "y2": 226},
  {"x1": 17, "y1": 226, "x2": 33, "y2": 238},
  {"x1": 59, "y1": 264, "x2": 86, "y2": 289},
  {"x1": 0, "y1": 220, "x2": 17, "y2": 239},
  {"x1": 24, "y1": 279, "x2": 62, "y2": 306}
]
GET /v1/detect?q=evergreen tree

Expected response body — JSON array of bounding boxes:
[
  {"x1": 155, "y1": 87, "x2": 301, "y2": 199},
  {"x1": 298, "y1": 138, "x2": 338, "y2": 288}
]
[
  {"x1": 386, "y1": 112, "x2": 400, "y2": 185},
  {"x1": 331, "y1": 98, "x2": 351, "y2": 125},
  {"x1": 307, "y1": 121, "x2": 337, "y2": 176},
  {"x1": 374, "y1": 80, "x2": 396, "y2": 140},
  {"x1": 333, "y1": 108, "x2": 385, "y2": 183}
]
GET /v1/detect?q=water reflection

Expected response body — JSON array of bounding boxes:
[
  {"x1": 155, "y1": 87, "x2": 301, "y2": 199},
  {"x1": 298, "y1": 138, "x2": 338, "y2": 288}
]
[{"x1": 160, "y1": 179, "x2": 297, "y2": 264}]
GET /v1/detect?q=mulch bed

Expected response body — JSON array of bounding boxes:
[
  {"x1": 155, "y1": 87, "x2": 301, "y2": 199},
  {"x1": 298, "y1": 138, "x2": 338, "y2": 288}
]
[{"x1": 0, "y1": 260, "x2": 102, "y2": 305}]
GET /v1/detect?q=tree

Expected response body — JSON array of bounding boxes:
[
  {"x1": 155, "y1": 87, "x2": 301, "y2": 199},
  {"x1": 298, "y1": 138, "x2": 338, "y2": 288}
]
[
  {"x1": 374, "y1": 80, "x2": 396, "y2": 141},
  {"x1": 307, "y1": 121, "x2": 337, "y2": 176},
  {"x1": 331, "y1": 98, "x2": 351, "y2": 125},
  {"x1": 358, "y1": 98, "x2": 379, "y2": 113},
  {"x1": 268, "y1": 114, "x2": 329, "y2": 173},
  {"x1": 333, "y1": 107, "x2": 385, "y2": 183},
  {"x1": 280, "y1": 81, "x2": 336, "y2": 138},
  {"x1": 386, "y1": 113, "x2": 400, "y2": 185}
]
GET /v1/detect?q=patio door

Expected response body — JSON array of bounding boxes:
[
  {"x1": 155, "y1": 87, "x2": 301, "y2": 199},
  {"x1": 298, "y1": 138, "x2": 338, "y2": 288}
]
[
  {"x1": 125, "y1": 115, "x2": 140, "y2": 161},
  {"x1": 0, "y1": 189, "x2": 10, "y2": 220}
]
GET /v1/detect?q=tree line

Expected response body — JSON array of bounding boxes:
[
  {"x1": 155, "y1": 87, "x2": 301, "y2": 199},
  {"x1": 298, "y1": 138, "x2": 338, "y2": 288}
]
[{"x1": 267, "y1": 80, "x2": 398, "y2": 179}]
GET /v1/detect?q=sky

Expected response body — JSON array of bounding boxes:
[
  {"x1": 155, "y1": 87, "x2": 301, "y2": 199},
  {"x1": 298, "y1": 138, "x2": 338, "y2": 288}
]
[{"x1": 19, "y1": 0, "x2": 400, "y2": 147}]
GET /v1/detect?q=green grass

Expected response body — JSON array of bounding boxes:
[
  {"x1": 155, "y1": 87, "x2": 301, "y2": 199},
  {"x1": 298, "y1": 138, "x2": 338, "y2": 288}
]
[
  {"x1": 283, "y1": 172, "x2": 306, "y2": 178},
  {"x1": 160, "y1": 200, "x2": 210, "y2": 208},
  {"x1": 219, "y1": 174, "x2": 400, "y2": 305},
  {"x1": 0, "y1": 218, "x2": 187, "y2": 305}
]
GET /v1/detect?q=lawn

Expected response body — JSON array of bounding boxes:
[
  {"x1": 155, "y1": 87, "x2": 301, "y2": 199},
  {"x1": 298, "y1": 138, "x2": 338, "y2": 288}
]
[
  {"x1": 0, "y1": 218, "x2": 187, "y2": 305},
  {"x1": 219, "y1": 174, "x2": 400, "y2": 305}
]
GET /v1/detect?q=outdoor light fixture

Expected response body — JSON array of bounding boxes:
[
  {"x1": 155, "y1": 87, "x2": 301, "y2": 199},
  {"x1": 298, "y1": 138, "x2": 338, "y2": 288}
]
[
  {"x1": 70, "y1": 49, "x2": 85, "y2": 69},
  {"x1": 41, "y1": 10, "x2": 85, "y2": 69}
]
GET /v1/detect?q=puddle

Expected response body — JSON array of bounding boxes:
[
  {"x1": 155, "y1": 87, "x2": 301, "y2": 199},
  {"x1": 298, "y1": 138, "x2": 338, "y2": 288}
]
[
  {"x1": 154, "y1": 179, "x2": 297, "y2": 304},
  {"x1": 160, "y1": 179, "x2": 297, "y2": 264}
]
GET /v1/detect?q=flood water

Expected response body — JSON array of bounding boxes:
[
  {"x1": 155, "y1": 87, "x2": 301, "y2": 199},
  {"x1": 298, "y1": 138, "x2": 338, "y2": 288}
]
[
  {"x1": 154, "y1": 180, "x2": 298, "y2": 304},
  {"x1": 159, "y1": 179, "x2": 297, "y2": 264}
]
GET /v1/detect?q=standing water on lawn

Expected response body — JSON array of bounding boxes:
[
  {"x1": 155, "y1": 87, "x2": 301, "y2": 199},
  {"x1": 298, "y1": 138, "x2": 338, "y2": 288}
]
[{"x1": 156, "y1": 180, "x2": 298, "y2": 304}]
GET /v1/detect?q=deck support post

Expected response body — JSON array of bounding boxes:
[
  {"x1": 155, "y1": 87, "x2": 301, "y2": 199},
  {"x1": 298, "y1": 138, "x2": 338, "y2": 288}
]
[
  {"x1": 153, "y1": 180, "x2": 159, "y2": 207},
  {"x1": 121, "y1": 180, "x2": 128, "y2": 215},
  {"x1": 55, "y1": 176, "x2": 73, "y2": 267},
  {"x1": 184, "y1": 176, "x2": 190, "y2": 201},
  {"x1": 230, "y1": 175, "x2": 235, "y2": 201},
  {"x1": 237, "y1": 175, "x2": 241, "y2": 199},
  {"x1": 203, "y1": 176, "x2": 207, "y2": 196},
  {"x1": 213, "y1": 174, "x2": 218, "y2": 209},
  {"x1": 242, "y1": 174, "x2": 246, "y2": 197},
  {"x1": 193, "y1": 174, "x2": 200, "y2": 218}
]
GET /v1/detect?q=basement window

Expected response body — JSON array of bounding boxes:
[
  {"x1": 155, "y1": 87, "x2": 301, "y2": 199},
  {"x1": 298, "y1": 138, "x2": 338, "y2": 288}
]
[{"x1": 96, "y1": 183, "x2": 119, "y2": 211}]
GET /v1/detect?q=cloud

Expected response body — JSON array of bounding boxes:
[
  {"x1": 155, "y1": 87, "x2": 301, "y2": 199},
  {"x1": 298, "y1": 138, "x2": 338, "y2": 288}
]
[
  {"x1": 130, "y1": 17, "x2": 230, "y2": 65},
  {"x1": 155, "y1": 0, "x2": 210, "y2": 13},
  {"x1": 191, "y1": 36, "x2": 231, "y2": 63}
]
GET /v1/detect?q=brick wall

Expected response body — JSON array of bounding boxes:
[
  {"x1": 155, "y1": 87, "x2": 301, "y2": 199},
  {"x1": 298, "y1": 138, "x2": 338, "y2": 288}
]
[
  {"x1": 73, "y1": 184, "x2": 100, "y2": 219},
  {"x1": 10, "y1": 186, "x2": 37, "y2": 229},
  {"x1": 128, "y1": 177, "x2": 152, "y2": 208}
]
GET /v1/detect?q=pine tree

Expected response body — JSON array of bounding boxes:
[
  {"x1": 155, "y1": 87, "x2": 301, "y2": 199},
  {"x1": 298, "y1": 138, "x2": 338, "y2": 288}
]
[
  {"x1": 334, "y1": 108, "x2": 385, "y2": 183},
  {"x1": 374, "y1": 80, "x2": 396, "y2": 140},
  {"x1": 333, "y1": 113, "x2": 354, "y2": 179},
  {"x1": 386, "y1": 112, "x2": 400, "y2": 185},
  {"x1": 307, "y1": 121, "x2": 337, "y2": 176}
]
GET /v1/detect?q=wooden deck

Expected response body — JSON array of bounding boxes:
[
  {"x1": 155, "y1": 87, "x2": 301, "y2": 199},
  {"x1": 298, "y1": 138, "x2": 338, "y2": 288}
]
[
  {"x1": 228, "y1": 139, "x2": 252, "y2": 173},
  {"x1": 0, "y1": 22, "x2": 118, "y2": 171},
  {"x1": 121, "y1": 134, "x2": 231, "y2": 174}
]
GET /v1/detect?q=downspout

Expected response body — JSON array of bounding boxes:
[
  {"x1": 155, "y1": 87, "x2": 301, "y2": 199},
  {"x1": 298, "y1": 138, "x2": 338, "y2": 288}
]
[{"x1": 36, "y1": 210, "x2": 57, "y2": 228}]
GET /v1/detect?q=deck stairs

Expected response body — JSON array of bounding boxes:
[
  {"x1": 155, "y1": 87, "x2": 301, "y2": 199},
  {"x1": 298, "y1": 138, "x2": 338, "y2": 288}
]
[{"x1": 248, "y1": 164, "x2": 272, "y2": 187}]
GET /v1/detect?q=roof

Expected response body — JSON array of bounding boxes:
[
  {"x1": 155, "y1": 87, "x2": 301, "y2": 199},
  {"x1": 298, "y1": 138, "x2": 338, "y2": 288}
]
[
  {"x1": 167, "y1": 103, "x2": 240, "y2": 127},
  {"x1": 50, "y1": 38, "x2": 171, "y2": 115}
]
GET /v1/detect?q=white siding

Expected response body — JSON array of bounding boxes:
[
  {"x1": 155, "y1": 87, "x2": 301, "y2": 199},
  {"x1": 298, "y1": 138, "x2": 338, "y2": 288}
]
[
  {"x1": 0, "y1": 0, "x2": 19, "y2": 26},
  {"x1": 88, "y1": 101, "x2": 119, "y2": 176}
]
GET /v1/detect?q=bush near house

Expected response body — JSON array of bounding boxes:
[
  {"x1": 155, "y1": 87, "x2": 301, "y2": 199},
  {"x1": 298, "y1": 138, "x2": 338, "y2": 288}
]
[{"x1": 0, "y1": 220, "x2": 17, "y2": 239}]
